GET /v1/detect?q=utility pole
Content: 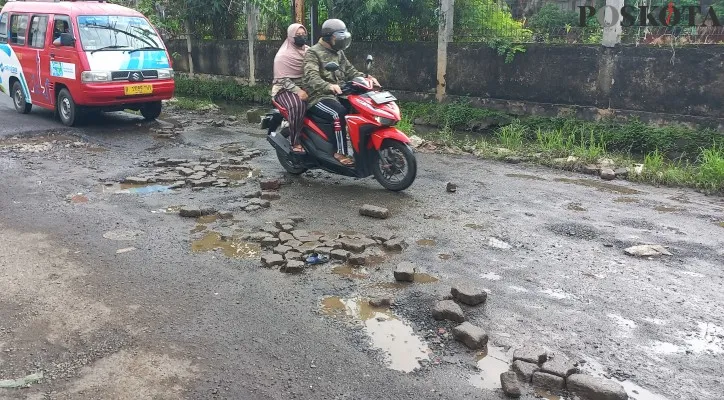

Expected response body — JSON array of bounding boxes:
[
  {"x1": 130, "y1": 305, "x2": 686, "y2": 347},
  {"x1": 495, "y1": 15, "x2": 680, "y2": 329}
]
[
  {"x1": 295, "y1": 0, "x2": 304, "y2": 24},
  {"x1": 310, "y1": 0, "x2": 320, "y2": 42},
  {"x1": 436, "y1": 0, "x2": 454, "y2": 102},
  {"x1": 247, "y1": 2, "x2": 259, "y2": 86}
]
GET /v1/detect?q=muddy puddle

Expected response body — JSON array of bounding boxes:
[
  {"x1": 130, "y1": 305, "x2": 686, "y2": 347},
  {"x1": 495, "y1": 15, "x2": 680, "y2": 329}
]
[
  {"x1": 191, "y1": 225, "x2": 207, "y2": 233},
  {"x1": 102, "y1": 182, "x2": 171, "y2": 194},
  {"x1": 197, "y1": 215, "x2": 219, "y2": 224},
  {"x1": 416, "y1": 239, "x2": 437, "y2": 246},
  {"x1": 719, "y1": 221, "x2": 724, "y2": 228},
  {"x1": 370, "y1": 273, "x2": 440, "y2": 289},
  {"x1": 191, "y1": 232, "x2": 260, "y2": 259},
  {"x1": 567, "y1": 203, "x2": 587, "y2": 212},
  {"x1": 506, "y1": 173, "x2": 546, "y2": 181},
  {"x1": 69, "y1": 194, "x2": 89, "y2": 203},
  {"x1": 332, "y1": 265, "x2": 371, "y2": 279},
  {"x1": 555, "y1": 178, "x2": 642, "y2": 195},
  {"x1": 580, "y1": 358, "x2": 670, "y2": 400},
  {"x1": 614, "y1": 197, "x2": 640, "y2": 203},
  {"x1": 320, "y1": 296, "x2": 431, "y2": 372},
  {"x1": 469, "y1": 345, "x2": 512, "y2": 390},
  {"x1": 653, "y1": 206, "x2": 684, "y2": 213},
  {"x1": 535, "y1": 389, "x2": 569, "y2": 400},
  {"x1": 217, "y1": 168, "x2": 260, "y2": 181}
]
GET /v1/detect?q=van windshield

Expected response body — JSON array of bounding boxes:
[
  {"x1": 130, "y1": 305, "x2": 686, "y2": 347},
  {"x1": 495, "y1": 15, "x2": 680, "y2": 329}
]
[{"x1": 77, "y1": 15, "x2": 164, "y2": 52}]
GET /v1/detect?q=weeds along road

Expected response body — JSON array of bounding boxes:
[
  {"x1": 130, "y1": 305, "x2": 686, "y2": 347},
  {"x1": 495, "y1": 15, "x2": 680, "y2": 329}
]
[{"x1": 1, "y1": 94, "x2": 723, "y2": 400}]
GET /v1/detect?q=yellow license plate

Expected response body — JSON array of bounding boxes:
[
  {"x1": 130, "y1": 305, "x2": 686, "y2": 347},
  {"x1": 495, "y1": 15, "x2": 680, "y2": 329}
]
[{"x1": 124, "y1": 84, "x2": 153, "y2": 96}]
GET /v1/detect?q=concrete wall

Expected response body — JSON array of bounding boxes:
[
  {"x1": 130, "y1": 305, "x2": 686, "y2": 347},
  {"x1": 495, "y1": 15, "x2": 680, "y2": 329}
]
[{"x1": 166, "y1": 39, "x2": 724, "y2": 129}]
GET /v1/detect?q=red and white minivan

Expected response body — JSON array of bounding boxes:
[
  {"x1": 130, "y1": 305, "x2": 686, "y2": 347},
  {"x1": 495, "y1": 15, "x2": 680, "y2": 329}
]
[{"x1": 0, "y1": 0, "x2": 175, "y2": 126}]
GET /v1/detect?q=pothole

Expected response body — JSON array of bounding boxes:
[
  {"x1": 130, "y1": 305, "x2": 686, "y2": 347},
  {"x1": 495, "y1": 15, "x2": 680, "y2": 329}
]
[
  {"x1": 332, "y1": 265, "x2": 371, "y2": 279},
  {"x1": 555, "y1": 178, "x2": 643, "y2": 195},
  {"x1": 468, "y1": 345, "x2": 511, "y2": 390},
  {"x1": 191, "y1": 232, "x2": 260, "y2": 259},
  {"x1": 320, "y1": 296, "x2": 431, "y2": 373},
  {"x1": 416, "y1": 239, "x2": 437, "y2": 246},
  {"x1": 506, "y1": 173, "x2": 546, "y2": 181}
]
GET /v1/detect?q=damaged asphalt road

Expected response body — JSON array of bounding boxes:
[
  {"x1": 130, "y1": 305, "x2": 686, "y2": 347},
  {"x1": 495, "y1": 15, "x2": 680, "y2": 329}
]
[{"x1": 0, "y1": 95, "x2": 723, "y2": 400}]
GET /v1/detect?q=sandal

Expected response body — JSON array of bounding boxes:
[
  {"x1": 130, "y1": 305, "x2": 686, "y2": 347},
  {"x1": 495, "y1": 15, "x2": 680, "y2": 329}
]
[
  {"x1": 334, "y1": 153, "x2": 354, "y2": 166},
  {"x1": 291, "y1": 144, "x2": 306, "y2": 154},
  {"x1": 306, "y1": 253, "x2": 329, "y2": 265}
]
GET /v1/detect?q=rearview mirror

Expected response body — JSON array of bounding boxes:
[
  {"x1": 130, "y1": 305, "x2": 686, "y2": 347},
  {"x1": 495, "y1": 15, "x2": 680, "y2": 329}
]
[
  {"x1": 59, "y1": 32, "x2": 75, "y2": 47},
  {"x1": 365, "y1": 54, "x2": 373, "y2": 71},
  {"x1": 324, "y1": 62, "x2": 339, "y2": 72}
]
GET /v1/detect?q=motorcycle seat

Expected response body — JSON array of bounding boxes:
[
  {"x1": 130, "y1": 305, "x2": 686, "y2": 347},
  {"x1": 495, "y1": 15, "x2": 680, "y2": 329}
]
[{"x1": 306, "y1": 114, "x2": 333, "y2": 126}]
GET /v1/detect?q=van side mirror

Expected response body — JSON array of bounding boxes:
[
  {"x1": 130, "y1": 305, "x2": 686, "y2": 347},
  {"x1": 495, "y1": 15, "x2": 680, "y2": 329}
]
[
  {"x1": 59, "y1": 32, "x2": 75, "y2": 47},
  {"x1": 324, "y1": 62, "x2": 339, "y2": 72},
  {"x1": 365, "y1": 54, "x2": 373, "y2": 71}
]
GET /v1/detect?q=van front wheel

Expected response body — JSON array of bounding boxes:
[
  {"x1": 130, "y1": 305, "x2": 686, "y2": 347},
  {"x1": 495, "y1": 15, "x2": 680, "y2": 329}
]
[
  {"x1": 140, "y1": 101, "x2": 162, "y2": 120},
  {"x1": 57, "y1": 89, "x2": 77, "y2": 127},
  {"x1": 12, "y1": 81, "x2": 32, "y2": 114}
]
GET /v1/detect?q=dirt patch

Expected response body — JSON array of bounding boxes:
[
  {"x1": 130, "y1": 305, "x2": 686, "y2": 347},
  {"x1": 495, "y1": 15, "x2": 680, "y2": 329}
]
[
  {"x1": 546, "y1": 222, "x2": 601, "y2": 240},
  {"x1": 554, "y1": 178, "x2": 643, "y2": 195},
  {"x1": 62, "y1": 349, "x2": 198, "y2": 400}
]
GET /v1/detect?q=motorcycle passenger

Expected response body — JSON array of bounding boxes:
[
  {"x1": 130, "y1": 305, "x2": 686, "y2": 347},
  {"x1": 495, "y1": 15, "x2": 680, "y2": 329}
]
[
  {"x1": 272, "y1": 23, "x2": 310, "y2": 154},
  {"x1": 302, "y1": 18, "x2": 379, "y2": 166}
]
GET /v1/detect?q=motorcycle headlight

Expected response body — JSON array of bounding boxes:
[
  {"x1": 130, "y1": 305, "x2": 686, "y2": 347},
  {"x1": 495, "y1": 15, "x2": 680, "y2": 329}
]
[
  {"x1": 81, "y1": 71, "x2": 111, "y2": 83},
  {"x1": 375, "y1": 116, "x2": 397, "y2": 126},
  {"x1": 158, "y1": 69, "x2": 174, "y2": 79}
]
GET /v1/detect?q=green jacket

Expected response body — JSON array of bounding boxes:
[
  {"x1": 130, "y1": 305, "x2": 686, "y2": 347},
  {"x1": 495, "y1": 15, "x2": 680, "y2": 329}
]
[{"x1": 302, "y1": 41, "x2": 365, "y2": 107}]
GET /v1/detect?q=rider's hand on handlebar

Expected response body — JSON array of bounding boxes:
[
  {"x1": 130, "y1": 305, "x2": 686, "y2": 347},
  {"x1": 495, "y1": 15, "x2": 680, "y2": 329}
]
[
  {"x1": 330, "y1": 84, "x2": 342, "y2": 95},
  {"x1": 368, "y1": 76, "x2": 381, "y2": 88}
]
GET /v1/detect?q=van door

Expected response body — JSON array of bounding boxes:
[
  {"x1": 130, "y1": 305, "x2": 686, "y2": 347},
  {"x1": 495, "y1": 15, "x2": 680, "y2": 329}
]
[
  {"x1": 5, "y1": 13, "x2": 33, "y2": 105},
  {"x1": 26, "y1": 13, "x2": 53, "y2": 107},
  {"x1": 49, "y1": 15, "x2": 80, "y2": 102}
]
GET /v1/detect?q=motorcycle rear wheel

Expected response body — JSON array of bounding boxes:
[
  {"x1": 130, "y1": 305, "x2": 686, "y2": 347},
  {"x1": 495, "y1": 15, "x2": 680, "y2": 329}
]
[
  {"x1": 372, "y1": 140, "x2": 417, "y2": 191},
  {"x1": 276, "y1": 127, "x2": 307, "y2": 175}
]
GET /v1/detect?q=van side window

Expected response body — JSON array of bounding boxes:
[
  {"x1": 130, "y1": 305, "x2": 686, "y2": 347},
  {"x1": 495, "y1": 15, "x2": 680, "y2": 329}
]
[
  {"x1": 29, "y1": 15, "x2": 49, "y2": 49},
  {"x1": 0, "y1": 13, "x2": 8, "y2": 44},
  {"x1": 10, "y1": 14, "x2": 28, "y2": 45},
  {"x1": 52, "y1": 16, "x2": 71, "y2": 44}
]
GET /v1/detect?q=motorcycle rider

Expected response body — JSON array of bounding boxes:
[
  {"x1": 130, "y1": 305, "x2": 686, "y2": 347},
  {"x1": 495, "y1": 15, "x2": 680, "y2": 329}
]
[{"x1": 302, "y1": 18, "x2": 380, "y2": 166}]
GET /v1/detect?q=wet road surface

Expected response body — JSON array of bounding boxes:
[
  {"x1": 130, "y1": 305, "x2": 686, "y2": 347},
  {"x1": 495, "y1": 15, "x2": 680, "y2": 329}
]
[{"x1": 1, "y1": 95, "x2": 723, "y2": 400}]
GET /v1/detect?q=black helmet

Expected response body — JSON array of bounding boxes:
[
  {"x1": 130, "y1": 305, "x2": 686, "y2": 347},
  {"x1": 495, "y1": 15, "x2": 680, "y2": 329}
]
[{"x1": 321, "y1": 18, "x2": 351, "y2": 51}]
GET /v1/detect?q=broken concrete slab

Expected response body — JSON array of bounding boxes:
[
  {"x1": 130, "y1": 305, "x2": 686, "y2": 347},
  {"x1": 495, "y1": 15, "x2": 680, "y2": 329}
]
[
  {"x1": 384, "y1": 238, "x2": 405, "y2": 251},
  {"x1": 500, "y1": 371, "x2": 522, "y2": 398},
  {"x1": 452, "y1": 322, "x2": 488, "y2": 350},
  {"x1": 283, "y1": 260, "x2": 305, "y2": 273},
  {"x1": 369, "y1": 297, "x2": 393, "y2": 307},
  {"x1": 624, "y1": 244, "x2": 672, "y2": 257},
  {"x1": 260, "y1": 179, "x2": 281, "y2": 191},
  {"x1": 261, "y1": 254, "x2": 285, "y2": 268},
  {"x1": 432, "y1": 300, "x2": 465, "y2": 323},
  {"x1": 450, "y1": 285, "x2": 488, "y2": 306},
  {"x1": 359, "y1": 204, "x2": 389, "y2": 219},
  {"x1": 513, "y1": 345, "x2": 549, "y2": 365},
  {"x1": 540, "y1": 354, "x2": 579, "y2": 378},
  {"x1": 394, "y1": 262, "x2": 416, "y2": 282},
  {"x1": 531, "y1": 372, "x2": 565, "y2": 392},
  {"x1": 512, "y1": 360, "x2": 539, "y2": 383},
  {"x1": 566, "y1": 374, "x2": 628, "y2": 400},
  {"x1": 180, "y1": 206, "x2": 217, "y2": 217}
]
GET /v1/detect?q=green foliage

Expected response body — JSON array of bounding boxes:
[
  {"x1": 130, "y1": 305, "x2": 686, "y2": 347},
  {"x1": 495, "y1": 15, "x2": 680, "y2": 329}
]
[
  {"x1": 526, "y1": 4, "x2": 578, "y2": 31},
  {"x1": 696, "y1": 144, "x2": 724, "y2": 192},
  {"x1": 174, "y1": 75, "x2": 271, "y2": 103}
]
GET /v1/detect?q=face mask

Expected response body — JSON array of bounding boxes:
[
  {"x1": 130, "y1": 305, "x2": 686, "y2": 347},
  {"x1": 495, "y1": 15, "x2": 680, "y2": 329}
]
[{"x1": 293, "y1": 36, "x2": 306, "y2": 47}]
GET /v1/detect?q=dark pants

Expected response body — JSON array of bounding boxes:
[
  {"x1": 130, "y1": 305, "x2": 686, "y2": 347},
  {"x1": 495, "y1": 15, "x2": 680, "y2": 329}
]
[
  {"x1": 308, "y1": 98, "x2": 348, "y2": 154},
  {"x1": 273, "y1": 90, "x2": 306, "y2": 146}
]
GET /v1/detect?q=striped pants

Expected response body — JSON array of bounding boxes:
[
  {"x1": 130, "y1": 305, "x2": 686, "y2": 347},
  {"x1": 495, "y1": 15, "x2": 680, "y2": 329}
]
[
  {"x1": 308, "y1": 99, "x2": 348, "y2": 154},
  {"x1": 273, "y1": 90, "x2": 307, "y2": 146}
]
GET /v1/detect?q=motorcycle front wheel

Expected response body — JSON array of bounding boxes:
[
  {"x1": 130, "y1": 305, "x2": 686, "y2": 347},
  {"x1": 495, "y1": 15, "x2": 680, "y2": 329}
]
[{"x1": 372, "y1": 140, "x2": 417, "y2": 191}]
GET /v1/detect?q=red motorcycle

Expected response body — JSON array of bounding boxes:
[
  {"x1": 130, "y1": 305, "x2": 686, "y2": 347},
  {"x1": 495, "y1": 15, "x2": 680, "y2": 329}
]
[{"x1": 261, "y1": 55, "x2": 417, "y2": 191}]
